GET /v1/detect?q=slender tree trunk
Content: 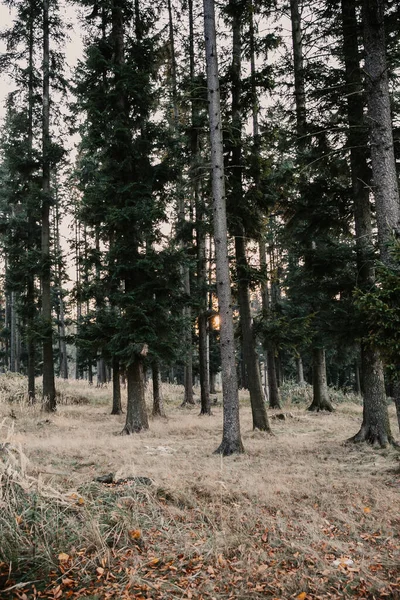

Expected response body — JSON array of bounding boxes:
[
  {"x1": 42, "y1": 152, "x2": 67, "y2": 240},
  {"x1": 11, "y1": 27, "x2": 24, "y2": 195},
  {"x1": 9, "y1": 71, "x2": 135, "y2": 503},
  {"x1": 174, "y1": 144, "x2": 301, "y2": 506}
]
[
  {"x1": 203, "y1": 0, "x2": 244, "y2": 454},
  {"x1": 168, "y1": 0, "x2": 194, "y2": 407},
  {"x1": 75, "y1": 218, "x2": 81, "y2": 380},
  {"x1": 27, "y1": 4, "x2": 36, "y2": 402},
  {"x1": 341, "y1": 0, "x2": 395, "y2": 445},
  {"x1": 152, "y1": 360, "x2": 166, "y2": 417},
  {"x1": 42, "y1": 0, "x2": 56, "y2": 411},
  {"x1": 393, "y1": 379, "x2": 400, "y2": 434},
  {"x1": 308, "y1": 348, "x2": 334, "y2": 411},
  {"x1": 210, "y1": 371, "x2": 217, "y2": 395},
  {"x1": 10, "y1": 291, "x2": 16, "y2": 372},
  {"x1": 259, "y1": 242, "x2": 281, "y2": 409},
  {"x1": 5, "y1": 290, "x2": 10, "y2": 370},
  {"x1": 229, "y1": 1, "x2": 269, "y2": 430},
  {"x1": 188, "y1": 0, "x2": 210, "y2": 416},
  {"x1": 296, "y1": 356, "x2": 305, "y2": 385},
  {"x1": 97, "y1": 356, "x2": 106, "y2": 387},
  {"x1": 121, "y1": 355, "x2": 149, "y2": 434},
  {"x1": 267, "y1": 351, "x2": 280, "y2": 408},
  {"x1": 58, "y1": 294, "x2": 68, "y2": 379},
  {"x1": 236, "y1": 235, "x2": 271, "y2": 427},
  {"x1": 55, "y1": 198, "x2": 68, "y2": 379},
  {"x1": 111, "y1": 356, "x2": 122, "y2": 415}
]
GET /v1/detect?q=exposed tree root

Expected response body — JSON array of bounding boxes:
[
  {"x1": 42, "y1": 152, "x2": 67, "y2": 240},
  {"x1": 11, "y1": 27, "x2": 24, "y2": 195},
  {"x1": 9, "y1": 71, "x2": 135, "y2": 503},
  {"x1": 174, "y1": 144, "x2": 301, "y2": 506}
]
[
  {"x1": 120, "y1": 424, "x2": 146, "y2": 435},
  {"x1": 307, "y1": 400, "x2": 334, "y2": 412},
  {"x1": 347, "y1": 424, "x2": 399, "y2": 448},
  {"x1": 214, "y1": 438, "x2": 245, "y2": 456}
]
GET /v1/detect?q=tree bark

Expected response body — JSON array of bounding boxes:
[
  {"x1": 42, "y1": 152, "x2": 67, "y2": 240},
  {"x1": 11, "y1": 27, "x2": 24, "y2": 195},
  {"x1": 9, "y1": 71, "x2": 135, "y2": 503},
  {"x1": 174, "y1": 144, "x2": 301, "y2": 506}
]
[
  {"x1": 203, "y1": 0, "x2": 244, "y2": 454},
  {"x1": 111, "y1": 357, "x2": 122, "y2": 415},
  {"x1": 236, "y1": 235, "x2": 271, "y2": 427},
  {"x1": 259, "y1": 241, "x2": 281, "y2": 409},
  {"x1": 229, "y1": 1, "x2": 269, "y2": 430},
  {"x1": 393, "y1": 379, "x2": 400, "y2": 434},
  {"x1": 189, "y1": 0, "x2": 211, "y2": 417},
  {"x1": 351, "y1": 347, "x2": 393, "y2": 446},
  {"x1": 121, "y1": 355, "x2": 149, "y2": 434},
  {"x1": 27, "y1": 5, "x2": 36, "y2": 402},
  {"x1": 168, "y1": 0, "x2": 194, "y2": 407},
  {"x1": 55, "y1": 197, "x2": 68, "y2": 380},
  {"x1": 296, "y1": 355, "x2": 305, "y2": 385},
  {"x1": 152, "y1": 360, "x2": 166, "y2": 418},
  {"x1": 342, "y1": 0, "x2": 394, "y2": 445},
  {"x1": 363, "y1": 0, "x2": 400, "y2": 265},
  {"x1": 267, "y1": 350, "x2": 280, "y2": 408},
  {"x1": 308, "y1": 348, "x2": 334, "y2": 411},
  {"x1": 42, "y1": 0, "x2": 56, "y2": 411},
  {"x1": 10, "y1": 291, "x2": 17, "y2": 372}
]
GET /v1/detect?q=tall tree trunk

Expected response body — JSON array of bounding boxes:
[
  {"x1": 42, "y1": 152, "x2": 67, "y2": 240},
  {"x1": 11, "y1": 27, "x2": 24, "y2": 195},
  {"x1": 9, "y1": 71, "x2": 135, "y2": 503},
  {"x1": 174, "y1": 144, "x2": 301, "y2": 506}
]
[
  {"x1": 341, "y1": 0, "x2": 395, "y2": 445},
  {"x1": 203, "y1": 0, "x2": 244, "y2": 454},
  {"x1": 167, "y1": 0, "x2": 194, "y2": 407},
  {"x1": 230, "y1": 1, "x2": 270, "y2": 431},
  {"x1": 363, "y1": 0, "x2": 400, "y2": 436},
  {"x1": 363, "y1": 0, "x2": 400, "y2": 265},
  {"x1": 42, "y1": 0, "x2": 56, "y2": 411},
  {"x1": 152, "y1": 360, "x2": 166, "y2": 418},
  {"x1": 308, "y1": 348, "x2": 334, "y2": 412},
  {"x1": 75, "y1": 218, "x2": 81, "y2": 380},
  {"x1": 111, "y1": 356, "x2": 122, "y2": 415},
  {"x1": 250, "y1": 3, "x2": 279, "y2": 412},
  {"x1": 188, "y1": 0, "x2": 210, "y2": 416},
  {"x1": 55, "y1": 196, "x2": 68, "y2": 379},
  {"x1": 121, "y1": 355, "x2": 149, "y2": 434},
  {"x1": 26, "y1": 4, "x2": 36, "y2": 401}
]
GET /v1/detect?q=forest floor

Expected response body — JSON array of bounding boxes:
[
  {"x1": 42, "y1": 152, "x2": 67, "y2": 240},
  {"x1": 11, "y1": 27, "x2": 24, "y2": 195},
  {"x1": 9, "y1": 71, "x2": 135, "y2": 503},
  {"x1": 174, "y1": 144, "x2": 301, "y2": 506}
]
[{"x1": 0, "y1": 374, "x2": 399, "y2": 600}]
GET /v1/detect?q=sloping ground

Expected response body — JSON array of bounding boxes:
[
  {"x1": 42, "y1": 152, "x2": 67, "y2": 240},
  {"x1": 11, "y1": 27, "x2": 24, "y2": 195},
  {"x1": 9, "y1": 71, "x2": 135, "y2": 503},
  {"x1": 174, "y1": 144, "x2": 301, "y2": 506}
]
[{"x1": 0, "y1": 377, "x2": 399, "y2": 599}]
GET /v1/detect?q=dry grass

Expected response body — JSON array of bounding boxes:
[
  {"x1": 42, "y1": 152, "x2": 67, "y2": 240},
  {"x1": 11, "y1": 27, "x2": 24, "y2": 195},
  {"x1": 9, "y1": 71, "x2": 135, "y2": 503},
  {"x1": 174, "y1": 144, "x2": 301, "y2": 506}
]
[{"x1": 0, "y1": 375, "x2": 399, "y2": 599}]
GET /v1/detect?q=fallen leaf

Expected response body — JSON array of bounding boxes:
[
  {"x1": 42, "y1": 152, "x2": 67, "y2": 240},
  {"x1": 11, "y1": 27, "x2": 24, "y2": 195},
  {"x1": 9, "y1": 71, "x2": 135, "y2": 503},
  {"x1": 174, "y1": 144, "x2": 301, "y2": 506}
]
[
  {"x1": 297, "y1": 593, "x2": 307, "y2": 600},
  {"x1": 128, "y1": 529, "x2": 141, "y2": 540},
  {"x1": 58, "y1": 553, "x2": 69, "y2": 562},
  {"x1": 363, "y1": 507, "x2": 371, "y2": 514}
]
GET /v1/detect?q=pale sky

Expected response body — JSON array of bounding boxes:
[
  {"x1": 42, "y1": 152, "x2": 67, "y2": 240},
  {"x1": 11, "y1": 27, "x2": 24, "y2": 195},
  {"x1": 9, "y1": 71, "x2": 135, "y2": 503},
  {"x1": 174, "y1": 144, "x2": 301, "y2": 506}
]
[{"x1": 0, "y1": 2, "x2": 83, "y2": 124}]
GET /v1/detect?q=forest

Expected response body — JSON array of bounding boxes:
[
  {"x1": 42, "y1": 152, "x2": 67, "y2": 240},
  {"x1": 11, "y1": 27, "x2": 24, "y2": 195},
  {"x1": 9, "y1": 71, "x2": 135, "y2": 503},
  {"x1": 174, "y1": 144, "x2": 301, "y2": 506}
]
[{"x1": 0, "y1": 0, "x2": 399, "y2": 598}]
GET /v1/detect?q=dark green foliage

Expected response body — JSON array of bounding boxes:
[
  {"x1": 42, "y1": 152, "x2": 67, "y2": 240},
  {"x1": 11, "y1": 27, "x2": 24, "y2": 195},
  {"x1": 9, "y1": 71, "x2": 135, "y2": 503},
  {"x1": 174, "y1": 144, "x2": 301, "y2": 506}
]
[
  {"x1": 73, "y1": 0, "x2": 184, "y2": 376},
  {"x1": 355, "y1": 241, "x2": 400, "y2": 372}
]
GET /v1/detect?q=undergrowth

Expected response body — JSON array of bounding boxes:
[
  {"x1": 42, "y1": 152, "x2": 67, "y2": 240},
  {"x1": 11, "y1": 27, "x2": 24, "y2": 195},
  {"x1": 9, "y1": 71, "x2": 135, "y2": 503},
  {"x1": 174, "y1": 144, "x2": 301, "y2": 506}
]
[{"x1": 0, "y1": 375, "x2": 398, "y2": 599}]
